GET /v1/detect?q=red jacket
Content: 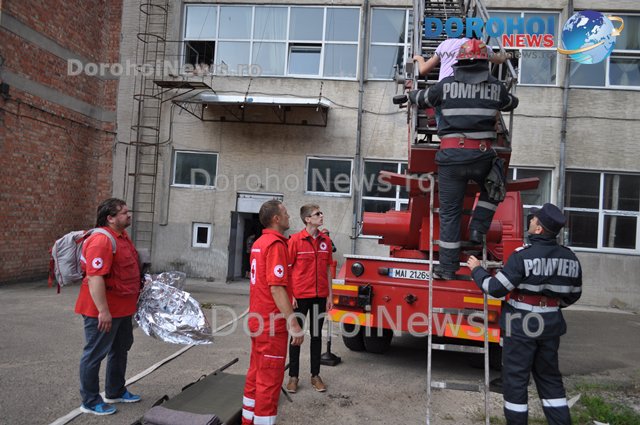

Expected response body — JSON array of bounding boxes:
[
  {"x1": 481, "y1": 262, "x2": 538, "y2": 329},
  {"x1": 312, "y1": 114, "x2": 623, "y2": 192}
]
[
  {"x1": 288, "y1": 229, "x2": 333, "y2": 299},
  {"x1": 248, "y1": 229, "x2": 292, "y2": 334}
]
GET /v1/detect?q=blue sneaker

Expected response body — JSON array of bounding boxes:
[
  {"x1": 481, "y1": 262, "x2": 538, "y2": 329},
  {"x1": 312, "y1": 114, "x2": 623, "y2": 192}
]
[
  {"x1": 104, "y1": 390, "x2": 141, "y2": 404},
  {"x1": 80, "y1": 403, "x2": 117, "y2": 416}
]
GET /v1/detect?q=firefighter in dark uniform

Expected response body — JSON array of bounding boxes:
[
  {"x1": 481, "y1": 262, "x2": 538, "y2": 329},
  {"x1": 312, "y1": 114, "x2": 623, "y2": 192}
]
[
  {"x1": 467, "y1": 203, "x2": 582, "y2": 425},
  {"x1": 409, "y1": 39, "x2": 518, "y2": 280}
]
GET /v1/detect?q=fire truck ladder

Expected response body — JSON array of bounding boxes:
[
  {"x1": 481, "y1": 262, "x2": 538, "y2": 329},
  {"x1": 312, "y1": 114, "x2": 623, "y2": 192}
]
[
  {"x1": 408, "y1": 0, "x2": 518, "y2": 424},
  {"x1": 129, "y1": 0, "x2": 169, "y2": 253}
]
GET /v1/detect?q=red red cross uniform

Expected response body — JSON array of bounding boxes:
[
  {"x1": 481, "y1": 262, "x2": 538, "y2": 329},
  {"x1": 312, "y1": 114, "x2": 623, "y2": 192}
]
[{"x1": 242, "y1": 229, "x2": 292, "y2": 425}]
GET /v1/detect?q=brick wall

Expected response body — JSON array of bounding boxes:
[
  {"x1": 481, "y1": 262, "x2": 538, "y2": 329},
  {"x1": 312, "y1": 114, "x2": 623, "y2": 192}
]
[{"x1": 0, "y1": 0, "x2": 123, "y2": 282}]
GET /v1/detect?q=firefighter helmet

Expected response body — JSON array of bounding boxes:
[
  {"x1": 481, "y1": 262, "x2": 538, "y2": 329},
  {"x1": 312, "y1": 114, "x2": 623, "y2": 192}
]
[{"x1": 457, "y1": 39, "x2": 489, "y2": 61}]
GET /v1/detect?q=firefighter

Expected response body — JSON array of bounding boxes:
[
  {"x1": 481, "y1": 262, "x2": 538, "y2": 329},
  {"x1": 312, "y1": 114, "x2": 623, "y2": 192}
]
[
  {"x1": 242, "y1": 200, "x2": 304, "y2": 425},
  {"x1": 409, "y1": 38, "x2": 518, "y2": 280},
  {"x1": 467, "y1": 203, "x2": 582, "y2": 425}
]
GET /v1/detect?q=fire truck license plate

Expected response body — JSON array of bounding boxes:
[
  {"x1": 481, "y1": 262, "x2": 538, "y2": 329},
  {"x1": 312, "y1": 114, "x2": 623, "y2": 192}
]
[{"x1": 388, "y1": 268, "x2": 430, "y2": 280}]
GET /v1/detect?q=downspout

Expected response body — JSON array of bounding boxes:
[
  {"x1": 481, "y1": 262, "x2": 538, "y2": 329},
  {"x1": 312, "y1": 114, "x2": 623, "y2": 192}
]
[
  {"x1": 351, "y1": 0, "x2": 369, "y2": 254},
  {"x1": 558, "y1": 0, "x2": 573, "y2": 243}
]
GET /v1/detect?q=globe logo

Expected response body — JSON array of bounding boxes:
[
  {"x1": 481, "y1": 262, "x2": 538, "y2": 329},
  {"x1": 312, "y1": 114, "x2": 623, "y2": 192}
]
[{"x1": 558, "y1": 10, "x2": 624, "y2": 64}]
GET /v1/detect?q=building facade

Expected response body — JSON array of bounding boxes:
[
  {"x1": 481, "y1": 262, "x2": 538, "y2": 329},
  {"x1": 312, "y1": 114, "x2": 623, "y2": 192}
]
[
  {"x1": 113, "y1": 0, "x2": 640, "y2": 309},
  {"x1": 0, "y1": 1, "x2": 121, "y2": 282}
]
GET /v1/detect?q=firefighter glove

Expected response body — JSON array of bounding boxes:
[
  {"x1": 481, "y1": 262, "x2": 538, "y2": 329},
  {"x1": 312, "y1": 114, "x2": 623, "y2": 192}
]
[{"x1": 484, "y1": 156, "x2": 507, "y2": 202}]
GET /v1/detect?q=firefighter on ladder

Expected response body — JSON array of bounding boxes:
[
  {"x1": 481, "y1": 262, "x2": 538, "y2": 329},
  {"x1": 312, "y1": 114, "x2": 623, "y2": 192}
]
[
  {"x1": 242, "y1": 200, "x2": 304, "y2": 425},
  {"x1": 409, "y1": 38, "x2": 518, "y2": 280},
  {"x1": 467, "y1": 203, "x2": 583, "y2": 425}
]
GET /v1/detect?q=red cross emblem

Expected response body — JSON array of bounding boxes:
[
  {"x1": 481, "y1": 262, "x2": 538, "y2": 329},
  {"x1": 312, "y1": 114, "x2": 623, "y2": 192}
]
[{"x1": 274, "y1": 264, "x2": 284, "y2": 278}]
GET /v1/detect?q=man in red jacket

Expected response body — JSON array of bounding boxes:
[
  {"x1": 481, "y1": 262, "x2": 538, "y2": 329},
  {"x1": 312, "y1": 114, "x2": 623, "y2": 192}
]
[
  {"x1": 75, "y1": 198, "x2": 142, "y2": 416},
  {"x1": 285, "y1": 204, "x2": 333, "y2": 393},
  {"x1": 242, "y1": 200, "x2": 303, "y2": 425}
]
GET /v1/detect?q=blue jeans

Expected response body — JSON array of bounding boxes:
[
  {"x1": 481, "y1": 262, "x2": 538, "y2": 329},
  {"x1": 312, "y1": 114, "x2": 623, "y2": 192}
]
[{"x1": 79, "y1": 315, "x2": 134, "y2": 407}]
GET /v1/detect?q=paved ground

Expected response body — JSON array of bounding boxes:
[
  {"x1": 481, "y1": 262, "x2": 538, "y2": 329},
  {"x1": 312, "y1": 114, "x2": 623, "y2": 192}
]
[{"x1": 0, "y1": 279, "x2": 638, "y2": 425}]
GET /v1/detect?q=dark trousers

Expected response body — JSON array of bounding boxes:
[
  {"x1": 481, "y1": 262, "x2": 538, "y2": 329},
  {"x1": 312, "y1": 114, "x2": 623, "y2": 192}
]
[
  {"x1": 438, "y1": 159, "x2": 499, "y2": 272},
  {"x1": 288, "y1": 297, "x2": 326, "y2": 377},
  {"x1": 502, "y1": 335, "x2": 571, "y2": 425},
  {"x1": 79, "y1": 315, "x2": 134, "y2": 407}
]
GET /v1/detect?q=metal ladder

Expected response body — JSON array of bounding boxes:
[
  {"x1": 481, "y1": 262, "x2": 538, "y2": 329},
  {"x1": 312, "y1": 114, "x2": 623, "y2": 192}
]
[{"x1": 128, "y1": 0, "x2": 169, "y2": 253}]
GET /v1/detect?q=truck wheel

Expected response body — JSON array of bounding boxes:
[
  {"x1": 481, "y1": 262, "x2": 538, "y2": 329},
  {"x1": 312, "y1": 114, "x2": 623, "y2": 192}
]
[
  {"x1": 363, "y1": 328, "x2": 393, "y2": 354},
  {"x1": 469, "y1": 343, "x2": 502, "y2": 371},
  {"x1": 341, "y1": 323, "x2": 365, "y2": 352}
]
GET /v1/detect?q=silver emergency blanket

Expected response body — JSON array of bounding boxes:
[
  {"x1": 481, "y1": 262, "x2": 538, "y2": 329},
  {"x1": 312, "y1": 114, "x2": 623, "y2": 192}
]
[{"x1": 135, "y1": 271, "x2": 213, "y2": 345}]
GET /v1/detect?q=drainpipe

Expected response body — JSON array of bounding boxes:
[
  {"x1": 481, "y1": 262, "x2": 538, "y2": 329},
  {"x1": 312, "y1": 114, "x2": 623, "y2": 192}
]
[
  {"x1": 351, "y1": 0, "x2": 369, "y2": 254},
  {"x1": 558, "y1": 0, "x2": 573, "y2": 243}
]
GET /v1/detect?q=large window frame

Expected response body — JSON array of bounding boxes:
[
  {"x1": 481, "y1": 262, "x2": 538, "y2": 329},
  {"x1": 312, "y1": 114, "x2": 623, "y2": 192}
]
[
  {"x1": 172, "y1": 150, "x2": 219, "y2": 189},
  {"x1": 569, "y1": 14, "x2": 640, "y2": 90},
  {"x1": 305, "y1": 156, "x2": 354, "y2": 197},
  {"x1": 565, "y1": 170, "x2": 640, "y2": 254},
  {"x1": 368, "y1": 8, "x2": 410, "y2": 80},
  {"x1": 361, "y1": 159, "x2": 409, "y2": 212},
  {"x1": 487, "y1": 10, "x2": 560, "y2": 87},
  {"x1": 182, "y1": 4, "x2": 361, "y2": 79}
]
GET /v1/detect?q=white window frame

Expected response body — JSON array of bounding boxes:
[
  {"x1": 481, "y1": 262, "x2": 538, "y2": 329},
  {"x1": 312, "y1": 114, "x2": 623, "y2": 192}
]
[
  {"x1": 305, "y1": 156, "x2": 353, "y2": 197},
  {"x1": 568, "y1": 13, "x2": 640, "y2": 90},
  {"x1": 565, "y1": 170, "x2": 640, "y2": 254},
  {"x1": 172, "y1": 150, "x2": 219, "y2": 189},
  {"x1": 510, "y1": 167, "x2": 553, "y2": 211},
  {"x1": 488, "y1": 10, "x2": 561, "y2": 87},
  {"x1": 192, "y1": 223, "x2": 212, "y2": 248},
  {"x1": 362, "y1": 159, "x2": 409, "y2": 211},
  {"x1": 182, "y1": 4, "x2": 361, "y2": 80},
  {"x1": 368, "y1": 8, "x2": 410, "y2": 81}
]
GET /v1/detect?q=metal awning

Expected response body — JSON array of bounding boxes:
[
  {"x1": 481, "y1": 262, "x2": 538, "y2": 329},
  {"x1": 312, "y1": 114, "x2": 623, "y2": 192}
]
[{"x1": 173, "y1": 92, "x2": 331, "y2": 126}]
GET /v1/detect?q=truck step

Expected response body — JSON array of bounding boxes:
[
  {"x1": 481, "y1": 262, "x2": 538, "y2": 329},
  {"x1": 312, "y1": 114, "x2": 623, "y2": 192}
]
[
  {"x1": 432, "y1": 307, "x2": 488, "y2": 316},
  {"x1": 431, "y1": 343, "x2": 485, "y2": 354},
  {"x1": 431, "y1": 380, "x2": 482, "y2": 392}
]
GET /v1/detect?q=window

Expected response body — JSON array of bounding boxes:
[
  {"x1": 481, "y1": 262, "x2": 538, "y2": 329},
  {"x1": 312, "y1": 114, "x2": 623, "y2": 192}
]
[
  {"x1": 306, "y1": 157, "x2": 353, "y2": 195},
  {"x1": 565, "y1": 171, "x2": 640, "y2": 253},
  {"x1": 362, "y1": 160, "x2": 409, "y2": 212},
  {"x1": 510, "y1": 168, "x2": 552, "y2": 234},
  {"x1": 570, "y1": 14, "x2": 640, "y2": 89},
  {"x1": 182, "y1": 4, "x2": 360, "y2": 78},
  {"x1": 193, "y1": 223, "x2": 212, "y2": 248},
  {"x1": 173, "y1": 151, "x2": 218, "y2": 188},
  {"x1": 368, "y1": 8, "x2": 409, "y2": 80},
  {"x1": 488, "y1": 11, "x2": 559, "y2": 86}
]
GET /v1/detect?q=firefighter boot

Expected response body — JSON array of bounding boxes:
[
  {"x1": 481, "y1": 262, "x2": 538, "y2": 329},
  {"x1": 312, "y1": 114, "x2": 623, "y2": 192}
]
[
  {"x1": 469, "y1": 229, "x2": 485, "y2": 245},
  {"x1": 286, "y1": 377, "x2": 299, "y2": 393},
  {"x1": 311, "y1": 375, "x2": 327, "y2": 392},
  {"x1": 432, "y1": 265, "x2": 456, "y2": 281}
]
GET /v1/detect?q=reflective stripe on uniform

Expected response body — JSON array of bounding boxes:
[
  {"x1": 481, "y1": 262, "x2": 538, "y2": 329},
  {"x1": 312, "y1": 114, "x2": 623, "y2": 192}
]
[
  {"x1": 476, "y1": 201, "x2": 498, "y2": 211},
  {"x1": 254, "y1": 415, "x2": 277, "y2": 425},
  {"x1": 542, "y1": 398, "x2": 568, "y2": 408},
  {"x1": 482, "y1": 276, "x2": 491, "y2": 292},
  {"x1": 442, "y1": 108, "x2": 498, "y2": 116},
  {"x1": 507, "y1": 299, "x2": 560, "y2": 313},
  {"x1": 242, "y1": 409, "x2": 254, "y2": 420},
  {"x1": 517, "y1": 283, "x2": 582, "y2": 294},
  {"x1": 496, "y1": 271, "x2": 515, "y2": 291},
  {"x1": 504, "y1": 401, "x2": 528, "y2": 412},
  {"x1": 439, "y1": 240, "x2": 461, "y2": 249},
  {"x1": 243, "y1": 396, "x2": 255, "y2": 407}
]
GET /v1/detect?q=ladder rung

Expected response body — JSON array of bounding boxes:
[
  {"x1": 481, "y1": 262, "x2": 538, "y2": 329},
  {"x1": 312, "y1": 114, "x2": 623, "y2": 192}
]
[
  {"x1": 431, "y1": 343, "x2": 485, "y2": 354},
  {"x1": 431, "y1": 381, "x2": 481, "y2": 392}
]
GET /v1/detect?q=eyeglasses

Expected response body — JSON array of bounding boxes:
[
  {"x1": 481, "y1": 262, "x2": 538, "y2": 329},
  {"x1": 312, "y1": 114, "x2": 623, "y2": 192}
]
[{"x1": 309, "y1": 211, "x2": 323, "y2": 217}]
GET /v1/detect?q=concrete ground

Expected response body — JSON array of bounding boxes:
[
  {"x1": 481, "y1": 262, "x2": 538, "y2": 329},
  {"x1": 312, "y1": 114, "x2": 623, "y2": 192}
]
[{"x1": 0, "y1": 279, "x2": 638, "y2": 425}]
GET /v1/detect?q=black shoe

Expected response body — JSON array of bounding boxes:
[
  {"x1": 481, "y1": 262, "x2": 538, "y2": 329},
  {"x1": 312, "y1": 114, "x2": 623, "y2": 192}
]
[
  {"x1": 432, "y1": 266, "x2": 456, "y2": 281},
  {"x1": 469, "y1": 229, "x2": 485, "y2": 245}
]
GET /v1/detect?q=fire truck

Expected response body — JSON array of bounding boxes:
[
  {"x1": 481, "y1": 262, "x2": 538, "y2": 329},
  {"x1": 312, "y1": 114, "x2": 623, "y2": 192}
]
[{"x1": 328, "y1": 0, "x2": 538, "y2": 370}]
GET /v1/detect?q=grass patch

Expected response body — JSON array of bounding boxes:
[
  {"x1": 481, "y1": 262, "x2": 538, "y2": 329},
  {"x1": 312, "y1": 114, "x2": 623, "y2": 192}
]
[{"x1": 572, "y1": 394, "x2": 640, "y2": 425}]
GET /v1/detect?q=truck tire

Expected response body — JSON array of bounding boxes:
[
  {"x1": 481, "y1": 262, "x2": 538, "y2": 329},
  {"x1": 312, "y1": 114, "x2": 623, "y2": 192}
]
[
  {"x1": 341, "y1": 323, "x2": 365, "y2": 352},
  {"x1": 363, "y1": 328, "x2": 393, "y2": 354},
  {"x1": 469, "y1": 342, "x2": 502, "y2": 371}
]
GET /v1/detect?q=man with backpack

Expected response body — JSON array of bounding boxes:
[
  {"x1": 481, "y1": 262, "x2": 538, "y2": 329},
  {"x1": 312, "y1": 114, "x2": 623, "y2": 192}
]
[{"x1": 74, "y1": 198, "x2": 142, "y2": 415}]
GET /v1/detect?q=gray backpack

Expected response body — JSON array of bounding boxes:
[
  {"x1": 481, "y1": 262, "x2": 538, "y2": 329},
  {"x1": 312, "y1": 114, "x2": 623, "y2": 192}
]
[{"x1": 49, "y1": 228, "x2": 116, "y2": 291}]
